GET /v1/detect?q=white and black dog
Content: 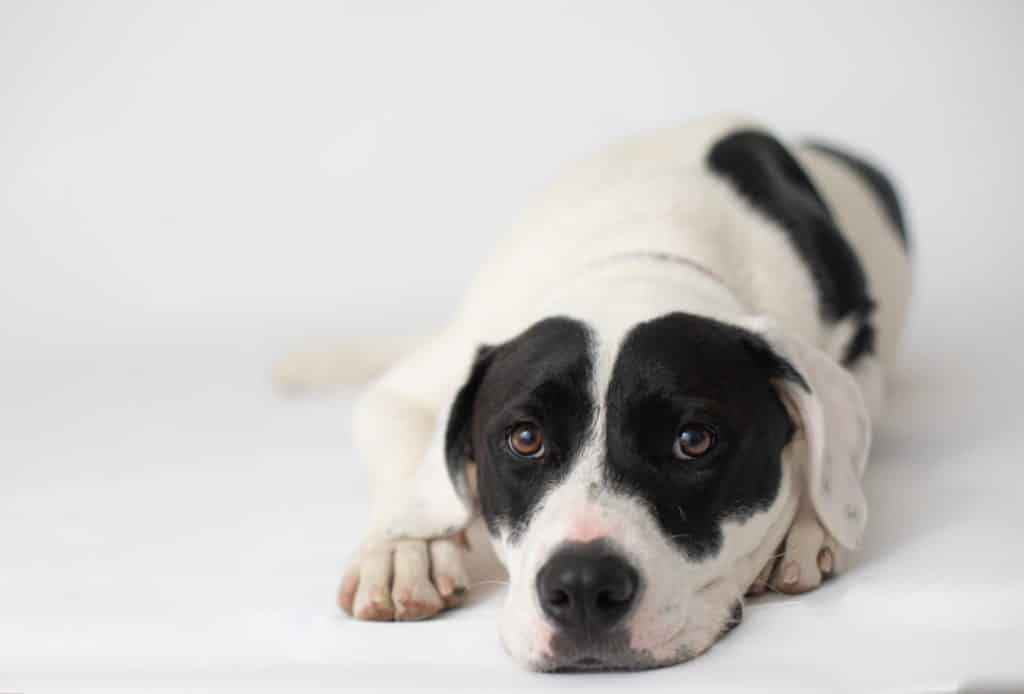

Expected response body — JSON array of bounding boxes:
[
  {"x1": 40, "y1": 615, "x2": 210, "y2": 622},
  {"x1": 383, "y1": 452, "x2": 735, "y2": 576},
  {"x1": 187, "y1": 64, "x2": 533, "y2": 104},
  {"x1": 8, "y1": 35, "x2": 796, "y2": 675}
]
[{"x1": 278, "y1": 115, "x2": 910, "y2": 671}]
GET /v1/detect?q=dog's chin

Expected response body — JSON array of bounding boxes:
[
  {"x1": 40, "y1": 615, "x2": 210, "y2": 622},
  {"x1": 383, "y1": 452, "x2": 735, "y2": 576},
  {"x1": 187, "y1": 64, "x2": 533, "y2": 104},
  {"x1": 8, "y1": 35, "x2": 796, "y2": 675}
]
[
  {"x1": 519, "y1": 631, "x2": 699, "y2": 673},
  {"x1": 503, "y1": 607, "x2": 739, "y2": 673}
]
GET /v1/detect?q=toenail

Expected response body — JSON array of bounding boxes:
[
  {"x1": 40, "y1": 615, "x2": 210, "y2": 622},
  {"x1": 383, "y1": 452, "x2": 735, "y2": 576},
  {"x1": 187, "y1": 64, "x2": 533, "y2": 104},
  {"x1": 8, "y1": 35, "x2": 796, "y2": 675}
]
[
  {"x1": 436, "y1": 575, "x2": 455, "y2": 596},
  {"x1": 818, "y1": 548, "x2": 834, "y2": 574}
]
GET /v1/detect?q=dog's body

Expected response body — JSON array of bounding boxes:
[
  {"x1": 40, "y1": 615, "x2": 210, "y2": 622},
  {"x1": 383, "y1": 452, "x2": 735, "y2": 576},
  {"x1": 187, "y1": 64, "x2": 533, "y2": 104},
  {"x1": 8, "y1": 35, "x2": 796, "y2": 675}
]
[{"x1": 297, "y1": 116, "x2": 911, "y2": 671}]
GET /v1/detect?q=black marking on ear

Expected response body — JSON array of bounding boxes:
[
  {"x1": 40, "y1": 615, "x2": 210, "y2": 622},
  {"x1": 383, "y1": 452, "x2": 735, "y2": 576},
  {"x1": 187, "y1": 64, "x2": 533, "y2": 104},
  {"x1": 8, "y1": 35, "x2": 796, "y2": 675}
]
[
  {"x1": 605, "y1": 313, "x2": 794, "y2": 560},
  {"x1": 707, "y1": 130, "x2": 877, "y2": 362},
  {"x1": 805, "y1": 141, "x2": 909, "y2": 250},
  {"x1": 444, "y1": 345, "x2": 497, "y2": 506},
  {"x1": 842, "y1": 322, "x2": 876, "y2": 367},
  {"x1": 741, "y1": 334, "x2": 811, "y2": 394}
]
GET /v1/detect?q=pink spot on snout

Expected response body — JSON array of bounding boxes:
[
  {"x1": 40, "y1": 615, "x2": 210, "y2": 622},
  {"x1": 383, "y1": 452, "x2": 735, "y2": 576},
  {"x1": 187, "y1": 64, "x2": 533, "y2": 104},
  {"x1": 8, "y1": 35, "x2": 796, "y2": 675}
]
[{"x1": 567, "y1": 510, "x2": 611, "y2": 544}]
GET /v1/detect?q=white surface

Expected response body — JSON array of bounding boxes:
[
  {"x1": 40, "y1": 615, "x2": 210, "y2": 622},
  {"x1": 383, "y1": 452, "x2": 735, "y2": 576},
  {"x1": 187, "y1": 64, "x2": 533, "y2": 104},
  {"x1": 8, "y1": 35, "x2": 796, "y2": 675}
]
[{"x1": 3, "y1": 1, "x2": 1024, "y2": 692}]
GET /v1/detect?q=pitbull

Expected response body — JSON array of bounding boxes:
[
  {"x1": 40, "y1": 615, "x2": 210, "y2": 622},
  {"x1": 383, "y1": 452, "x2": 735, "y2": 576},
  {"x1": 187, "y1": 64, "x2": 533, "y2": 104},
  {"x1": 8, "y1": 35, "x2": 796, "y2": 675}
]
[{"x1": 284, "y1": 115, "x2": 911, "y2": 671}]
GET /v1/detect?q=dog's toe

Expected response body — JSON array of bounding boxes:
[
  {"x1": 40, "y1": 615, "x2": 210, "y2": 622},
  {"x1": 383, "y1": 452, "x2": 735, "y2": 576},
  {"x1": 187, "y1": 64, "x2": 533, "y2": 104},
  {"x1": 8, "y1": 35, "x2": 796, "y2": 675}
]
[
  {"x1": 746, "y1": 548, "x2": 780, "y2": 596},
  {"x1": 341, "y1": 535, "x2": 471, "y2": 621},
  {"x1": 337, "y1": 565, "x2": 360, "y2": 615},
  {"x1": 352, "y1": 546, "x2": 397, "y2": 620},
  {"x1": 392, "y1": 540, "x2": 445, "y2": 621},
  {"x1": 769, "y1": 506, "x2": 847, "y2": 595},
  {"x1": 817, "y1": 534, "x2": 845, "y2": 578},
  {"x1": 772, "y1": 518, "x2": 824, "y2": 594},
  {"x1": 429, "y1": 536, "x2": 470, "y2": 608}
]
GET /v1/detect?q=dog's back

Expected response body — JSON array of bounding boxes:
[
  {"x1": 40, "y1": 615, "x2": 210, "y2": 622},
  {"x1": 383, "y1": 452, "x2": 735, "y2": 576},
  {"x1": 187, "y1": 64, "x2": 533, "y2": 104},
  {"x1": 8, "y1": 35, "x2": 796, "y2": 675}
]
[{"x1": 456, "y1": 116, "x2": 910, "y2": 378}]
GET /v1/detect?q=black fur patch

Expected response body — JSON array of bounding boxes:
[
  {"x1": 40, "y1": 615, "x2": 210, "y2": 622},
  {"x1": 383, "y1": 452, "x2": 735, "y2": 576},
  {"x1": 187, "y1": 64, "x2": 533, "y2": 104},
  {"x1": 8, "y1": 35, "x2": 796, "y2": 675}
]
[
  {"x1": 604, "y1": 313, "x2": 798, "y2": 560},
  {"x1": 444, "y1": 318, "x2": 595, "y2": 542},
  {"x1": 718, "y1": 601, "x2": 744, "y2": 639},
  {"x1": 842, "y1": 322, "x2": 876, "y2": 367},
  {"x1": 707, "y1": 130, "x2": 877, "y2": 364},
  {"x1": 805, "y1": 141, "x2": 909, "y2": 249},
  {"x1": 445, "y1": 345, "x2": 498, "y2": 504}
]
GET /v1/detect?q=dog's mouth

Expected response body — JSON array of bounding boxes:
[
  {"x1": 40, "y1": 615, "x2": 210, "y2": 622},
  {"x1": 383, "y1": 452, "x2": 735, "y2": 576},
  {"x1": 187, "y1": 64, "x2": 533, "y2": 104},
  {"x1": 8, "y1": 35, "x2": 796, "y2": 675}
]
[
  {"x1": 551, "y1": 656, "x2": 609, "y2": 673},
  {"x1": 545, "y1": 653, "x2": 667, "y2": 673},
  {"x1": 540, "y1": 634, "x2": 665, "y2": 673},
  {"x1": 549, "y1": 656, "x2": 649, "y2": 673}
]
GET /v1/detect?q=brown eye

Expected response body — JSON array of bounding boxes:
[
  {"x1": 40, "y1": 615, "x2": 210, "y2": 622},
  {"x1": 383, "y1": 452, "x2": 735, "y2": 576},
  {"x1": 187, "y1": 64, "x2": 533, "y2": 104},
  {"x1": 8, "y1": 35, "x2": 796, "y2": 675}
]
[
  {"x1": 674, "y1": 425, "x2": 715, "y2": 459},
  {"x1": 508, "y1": 423, "x2": 545, "y2": 459}
]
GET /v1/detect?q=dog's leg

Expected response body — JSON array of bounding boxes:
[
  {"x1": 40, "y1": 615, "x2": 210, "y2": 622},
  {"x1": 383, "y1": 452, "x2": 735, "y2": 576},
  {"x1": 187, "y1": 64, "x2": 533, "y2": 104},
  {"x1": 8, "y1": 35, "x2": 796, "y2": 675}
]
[{"x1": 337, "y1": 336, "x2": 477, "y2": 621}]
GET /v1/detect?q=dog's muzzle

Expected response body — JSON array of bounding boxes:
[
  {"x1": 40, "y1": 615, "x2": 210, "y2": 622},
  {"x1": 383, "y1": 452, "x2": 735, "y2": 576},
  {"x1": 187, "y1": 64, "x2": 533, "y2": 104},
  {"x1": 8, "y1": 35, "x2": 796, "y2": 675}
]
[{"x1": 533, "y1": 540, "x2": 646, "y2": 669}]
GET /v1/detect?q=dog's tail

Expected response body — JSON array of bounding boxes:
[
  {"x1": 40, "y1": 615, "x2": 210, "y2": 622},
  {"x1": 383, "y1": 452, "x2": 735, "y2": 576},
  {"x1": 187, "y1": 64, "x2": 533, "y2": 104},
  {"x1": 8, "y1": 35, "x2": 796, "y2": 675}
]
[{"x1": 272, "y1": 335, "x2": 422, "y2": 395}]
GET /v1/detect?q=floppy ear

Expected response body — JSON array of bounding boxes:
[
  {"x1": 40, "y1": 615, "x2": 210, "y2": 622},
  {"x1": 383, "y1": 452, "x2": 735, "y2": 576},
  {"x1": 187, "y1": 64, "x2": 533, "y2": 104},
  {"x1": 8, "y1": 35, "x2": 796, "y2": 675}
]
[
  {"x1": 443, "y1": 345, "x2": 497, "y2": 511},
  {"x1": 742, "y1": 317, "x2": 871, "y2": 549}
]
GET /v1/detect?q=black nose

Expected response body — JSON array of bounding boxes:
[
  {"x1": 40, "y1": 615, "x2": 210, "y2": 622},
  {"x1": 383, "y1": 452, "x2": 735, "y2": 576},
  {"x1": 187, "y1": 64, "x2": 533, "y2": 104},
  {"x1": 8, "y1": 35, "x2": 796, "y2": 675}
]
[{"x1": 536, "y1": 542, "x2": 639, "y2": 632}]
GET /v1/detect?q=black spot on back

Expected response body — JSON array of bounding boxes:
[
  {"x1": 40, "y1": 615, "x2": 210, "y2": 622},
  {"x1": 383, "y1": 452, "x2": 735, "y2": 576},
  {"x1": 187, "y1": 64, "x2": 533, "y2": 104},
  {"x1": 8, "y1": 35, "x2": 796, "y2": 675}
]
[
  {"x1": 805, "y1": 141, "x2": 909, "y2": 249},
  {"x1": 842, "y1": 322, "x2": 876, "y2": 367},
  {"x1": 707, "y1": 129, "x2": 877, "y2": 364},
  {"x1": 445, "y1": 318, "x2": 595, "y2": 542},
  {"x1": 605, "y1": 313, "x2": 795, "y2": 560}
]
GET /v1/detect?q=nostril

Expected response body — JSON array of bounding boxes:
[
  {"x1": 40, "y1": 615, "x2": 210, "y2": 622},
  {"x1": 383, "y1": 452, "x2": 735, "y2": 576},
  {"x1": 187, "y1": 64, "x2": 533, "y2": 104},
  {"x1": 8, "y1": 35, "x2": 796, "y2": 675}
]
[
  {"x1": 595, "y1": 588, "x2": 626, "y2": 610},
  {"x1": 594, "y1": 570, "x2": 637, "y2": 613},
  {"x1": 547, "y1": 589, "x2": 571, "y2": 608}
]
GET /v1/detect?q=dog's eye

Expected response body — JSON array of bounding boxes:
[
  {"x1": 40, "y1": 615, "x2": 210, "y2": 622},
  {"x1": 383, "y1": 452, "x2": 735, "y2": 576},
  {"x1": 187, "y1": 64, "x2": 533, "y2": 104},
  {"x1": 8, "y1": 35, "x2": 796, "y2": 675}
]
[
  {"x1": 508, "y1": 423, "x2": 545, "y2": 459},
  {"x1": 674, "y1": 425, "x2": 715, "y2": 459}
]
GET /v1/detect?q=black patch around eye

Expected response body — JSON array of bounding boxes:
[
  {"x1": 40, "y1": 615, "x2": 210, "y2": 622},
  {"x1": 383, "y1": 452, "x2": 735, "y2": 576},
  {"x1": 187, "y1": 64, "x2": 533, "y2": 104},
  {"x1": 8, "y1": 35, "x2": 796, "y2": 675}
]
[
  {"x1": 448, "y1": 317, "x2": 595, "y2": 543},
  {"x1": 605, "y1": 313, "x2": 794, "y2": 560},
  {"x1": 707, "y1": 129, "x2": 877, "y2": 365}
]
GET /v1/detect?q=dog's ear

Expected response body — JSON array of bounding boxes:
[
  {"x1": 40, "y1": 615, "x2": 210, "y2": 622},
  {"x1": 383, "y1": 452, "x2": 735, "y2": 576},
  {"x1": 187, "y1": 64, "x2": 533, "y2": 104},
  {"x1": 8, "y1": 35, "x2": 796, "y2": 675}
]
[
  {"x1": 741, "y1": 317, "x2": 871, "y2": 549},
  {"x1": 443, "y1": 345, "x2": 497, "y2": 510}
]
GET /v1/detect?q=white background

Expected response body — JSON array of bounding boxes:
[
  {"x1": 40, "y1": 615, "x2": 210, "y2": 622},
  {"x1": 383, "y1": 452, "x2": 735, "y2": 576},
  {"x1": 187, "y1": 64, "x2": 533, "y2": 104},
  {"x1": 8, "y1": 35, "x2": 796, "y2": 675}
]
[{"x1": 2, "y1": 2, "x2": 1023, "y2": 692}]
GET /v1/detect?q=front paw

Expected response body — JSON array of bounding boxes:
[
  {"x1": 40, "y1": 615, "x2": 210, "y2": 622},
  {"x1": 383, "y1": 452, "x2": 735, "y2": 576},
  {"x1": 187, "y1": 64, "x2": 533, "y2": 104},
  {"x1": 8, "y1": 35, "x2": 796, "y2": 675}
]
[
  {"x1": 338, "y1": 535, "x2": 470, "y2": 621},
  {"x1": 747, "y1": 507, "x2": 847, "y2": 596}
]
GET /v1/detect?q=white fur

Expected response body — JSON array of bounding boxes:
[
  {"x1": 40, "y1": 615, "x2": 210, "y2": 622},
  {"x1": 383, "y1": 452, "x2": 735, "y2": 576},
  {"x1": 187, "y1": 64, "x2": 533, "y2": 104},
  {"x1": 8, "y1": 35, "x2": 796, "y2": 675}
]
[{"x1": 325, "y1": 115, "x2": 911, "y2": 668}]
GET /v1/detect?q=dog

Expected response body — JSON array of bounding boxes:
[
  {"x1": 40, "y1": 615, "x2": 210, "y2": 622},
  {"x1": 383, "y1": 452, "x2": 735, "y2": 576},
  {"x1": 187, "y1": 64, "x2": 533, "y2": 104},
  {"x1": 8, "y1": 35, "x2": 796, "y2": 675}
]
[{"x1": 276, "y1": 115, "x2": 911, "y2": 671}]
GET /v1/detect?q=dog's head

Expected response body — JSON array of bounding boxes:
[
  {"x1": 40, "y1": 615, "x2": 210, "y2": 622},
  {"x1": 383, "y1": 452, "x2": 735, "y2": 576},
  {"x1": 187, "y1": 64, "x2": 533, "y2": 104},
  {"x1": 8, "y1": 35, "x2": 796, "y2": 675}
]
[{"x1": 445, "y1": 312, "x2": 870, "y2": 671}]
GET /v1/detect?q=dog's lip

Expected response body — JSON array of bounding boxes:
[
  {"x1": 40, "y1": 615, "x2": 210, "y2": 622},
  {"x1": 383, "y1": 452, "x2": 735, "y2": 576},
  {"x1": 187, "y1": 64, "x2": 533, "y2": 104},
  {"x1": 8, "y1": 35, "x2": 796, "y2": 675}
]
[
  {"x1": 548, "y1": 656, "x2": 618, "y2": 673},
  {"x1": 540, "y1": 618, "x2": 693, "y2": 672}
]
